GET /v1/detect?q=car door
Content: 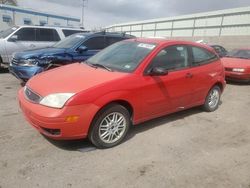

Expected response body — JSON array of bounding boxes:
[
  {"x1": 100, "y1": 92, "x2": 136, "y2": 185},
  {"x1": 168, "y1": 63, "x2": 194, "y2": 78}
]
[
  {"x1": 141, "y1": 45, "x2": 194, "y2": 117},
  {"x1": 72, "y1": 36, "x2": 106, "y2": 62},
  {"x1": 188, "y1": 45, "x2": 220, "y2": 104},
  {"x1": 5, "y1": 27, "x2": 36, "y2": 62},
  {"x1": 35, "y1": 28, "x2": 60, "y2": 49}
]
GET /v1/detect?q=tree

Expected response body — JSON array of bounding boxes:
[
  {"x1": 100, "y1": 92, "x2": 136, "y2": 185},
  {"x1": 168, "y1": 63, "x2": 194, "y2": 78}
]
[{"x1": 0, "y1": 0, "x2": 17, "y2": 6}]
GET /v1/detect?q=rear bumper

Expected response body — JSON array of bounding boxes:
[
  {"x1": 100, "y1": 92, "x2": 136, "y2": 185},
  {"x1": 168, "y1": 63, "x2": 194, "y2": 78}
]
[
  {"x1": 225, "y1": 71, "x2": 250, "y2": 82},
  {"x1": 9, "y1": 64, "x2": 44, "y2": 81},
  {"x1": 18, "y1": 88, "x2": 99, "y2": 140}
]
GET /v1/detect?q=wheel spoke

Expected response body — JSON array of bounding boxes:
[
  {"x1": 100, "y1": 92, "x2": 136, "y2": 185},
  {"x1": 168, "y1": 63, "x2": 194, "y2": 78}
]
[
  {"x1": 101, "y1": 131, "x2": 110, "y2": 139},
  {"x1": 117, "y1": 117, "x2": 124, "y2": 125}
]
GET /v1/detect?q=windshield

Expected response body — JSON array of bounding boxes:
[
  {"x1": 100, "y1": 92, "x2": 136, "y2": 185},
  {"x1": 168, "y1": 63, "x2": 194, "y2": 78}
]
[
  {"x1": 86, "y1": 41, "x2": 156, "y2": 73},
  {"x1": 0, "y1": 26, "x2": 19, "y2": 39},
  {"x1": 227, "y1": 49, "x2": 250, "y2": 59},
  {"x1": 53, "y1": 34, "x2": 85, "y2": 48}
]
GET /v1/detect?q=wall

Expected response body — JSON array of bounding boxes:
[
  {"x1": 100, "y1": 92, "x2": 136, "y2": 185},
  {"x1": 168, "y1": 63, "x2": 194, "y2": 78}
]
[{"x1": 106, "y1": 7, "x2": 250, "y2": 49}]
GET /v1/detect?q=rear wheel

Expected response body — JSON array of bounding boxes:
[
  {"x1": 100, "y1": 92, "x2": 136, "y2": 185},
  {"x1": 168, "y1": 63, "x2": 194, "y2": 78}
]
[
  {"x1": 203, "y1": 86, "x2": 221, "y2": 112},
  {"x1": 88, "y1": 104, "x2": 131, "y2": 149}
]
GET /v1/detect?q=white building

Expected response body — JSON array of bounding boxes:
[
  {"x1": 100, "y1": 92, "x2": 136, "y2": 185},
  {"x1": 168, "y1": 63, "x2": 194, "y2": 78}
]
[
  {"x1": 0, "y1": 4, "x2": 81, "y2": 30},
  {"x1": 106, "y1": 6, "x2": 250, "y2": 49}
]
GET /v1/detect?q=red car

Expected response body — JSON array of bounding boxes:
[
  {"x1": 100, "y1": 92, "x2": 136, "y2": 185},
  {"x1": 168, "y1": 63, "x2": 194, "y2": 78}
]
[
  {"x1": 18, "y1": 39, "x2": 226, "y2": 148},
  {"x1": 222, "y1": 49, "x2": 250, "y2": 83}
]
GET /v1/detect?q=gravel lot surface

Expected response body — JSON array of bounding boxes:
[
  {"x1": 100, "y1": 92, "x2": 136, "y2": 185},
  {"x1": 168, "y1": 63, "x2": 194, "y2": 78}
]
[{"x1": 0, "y1": 70, "x2": 250, "y2": 188}]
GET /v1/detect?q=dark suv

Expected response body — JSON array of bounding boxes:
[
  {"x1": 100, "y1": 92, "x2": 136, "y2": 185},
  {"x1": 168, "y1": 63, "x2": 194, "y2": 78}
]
[{"x1": 9, "y1": 31, "x2": 135, "y2": 82}]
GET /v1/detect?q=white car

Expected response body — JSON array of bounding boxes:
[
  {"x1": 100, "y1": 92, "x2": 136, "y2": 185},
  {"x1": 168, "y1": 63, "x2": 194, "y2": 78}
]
[{"x1": 0, "y1": 25, "x2": 85, "y2": 68}]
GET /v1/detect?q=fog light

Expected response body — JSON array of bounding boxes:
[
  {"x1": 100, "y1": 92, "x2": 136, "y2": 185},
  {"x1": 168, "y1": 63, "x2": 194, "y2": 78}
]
[{"x1": 65, "y1": 116, "x2": 79, "y2": 123}]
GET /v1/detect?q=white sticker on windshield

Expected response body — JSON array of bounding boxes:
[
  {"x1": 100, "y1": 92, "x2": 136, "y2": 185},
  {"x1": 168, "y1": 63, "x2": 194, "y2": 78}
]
[
  {"x1": 138, "y1": 43, "x2": 155, "y2": 50},
  {"x1": 124, "y1": 65, "x2": 131, "y2": 69}
]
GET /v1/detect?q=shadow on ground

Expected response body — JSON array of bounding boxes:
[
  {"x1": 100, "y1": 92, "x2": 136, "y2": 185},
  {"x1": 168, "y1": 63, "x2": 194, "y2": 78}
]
[
  {"x1": 226, "y1": 80, "x2": 250, "y2": 86},
  {"x1": 45, "y1": 106, "x2": 203, "y2": 152}
]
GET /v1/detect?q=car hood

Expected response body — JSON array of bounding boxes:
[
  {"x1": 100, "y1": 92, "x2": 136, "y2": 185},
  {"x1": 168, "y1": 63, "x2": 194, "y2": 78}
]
[
  {"x1": 26, "y1": 63, "x2": 129, "y2": 96},
  {"x1": 222, "y1": 57, "x2": 250, "y2": 68},
  {"x1": 14, "y1": 47, "x2": 67, "y2": 59}
]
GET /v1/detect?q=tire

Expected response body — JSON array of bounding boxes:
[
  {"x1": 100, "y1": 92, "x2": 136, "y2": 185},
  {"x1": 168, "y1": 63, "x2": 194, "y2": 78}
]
[
  {"x1": 88, "y1": 104, "x2": 131, "y2": 149},
  {"x1": 203, "y1": 86, "x2": 221, "y2": 112}
]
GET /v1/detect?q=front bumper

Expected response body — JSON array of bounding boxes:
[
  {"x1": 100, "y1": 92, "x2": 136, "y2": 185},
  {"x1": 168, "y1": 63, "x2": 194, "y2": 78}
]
[
  {"x1": 18, "y1": 88, "x2": 99, "y2": 140},
  {"x1": 225, "y1": 71, "x2": 250, "y2": 82},
  {"x1": 9, "y1": 63, "x2": 44, "y2": 81}
]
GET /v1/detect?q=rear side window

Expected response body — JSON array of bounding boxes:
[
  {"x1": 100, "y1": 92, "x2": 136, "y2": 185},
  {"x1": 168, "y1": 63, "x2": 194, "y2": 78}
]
[
  {"x1": 192, "y1": 46, "x2": 217, "y2": 65},
  {"x1": 14, "y1": 28, "x2": 36, "y2": 41},
  {"x1": 62, "y1": 29, "x2": 82, "y2": 37},
  {"x1": 106, "y1": 36, "x2": 124, "y2": 46},
  {"x1": 83, "y1": 36, "x2": 105, "y2": 50},
  {"x1": 36, "y1": 28, "x2": 60, "y2": 42}
]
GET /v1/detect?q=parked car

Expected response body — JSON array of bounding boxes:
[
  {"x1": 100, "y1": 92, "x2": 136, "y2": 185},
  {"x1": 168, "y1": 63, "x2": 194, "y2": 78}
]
[
  {"x1": 210, "y1": 45, "x2": 228, "y2": 57},
  {"x1": 0, "y1": 25, "x2": 85, "y2": 68},
  {"x1": 18, "y1": 39, "x2": 226, "y2": 148},
  {"x1": 196, "y1": 41, "x2": 227, "y2": 57},
  {"x1": 222, "y1": 49, "x2": 250, "y2": 83},
  {"x1": 9, "y1": 31, "x2": 134, "y2": 82}
]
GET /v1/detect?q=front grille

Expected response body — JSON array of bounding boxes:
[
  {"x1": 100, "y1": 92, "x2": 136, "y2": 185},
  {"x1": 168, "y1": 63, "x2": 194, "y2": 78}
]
[
  {"x1": 225, "y1": 68, "x2": 233, "y2": 71},
  {"x1": 11, "y1": 58, "x2": 19, "y2": 65},
  {"x1": 24, "y1": 87, "x2": 42, "y2": 103}
]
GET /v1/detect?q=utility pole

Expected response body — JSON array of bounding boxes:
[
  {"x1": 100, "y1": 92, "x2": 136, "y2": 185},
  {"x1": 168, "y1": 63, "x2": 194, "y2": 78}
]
[{"x1": 81, "y1": 0, "x2": 87, "y2": 29}]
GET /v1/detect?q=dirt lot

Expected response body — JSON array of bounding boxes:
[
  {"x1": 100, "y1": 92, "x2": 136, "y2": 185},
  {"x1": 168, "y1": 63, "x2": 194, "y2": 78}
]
[{"x1": 0, "y1": 70, "x2": 250, "y2": 188}]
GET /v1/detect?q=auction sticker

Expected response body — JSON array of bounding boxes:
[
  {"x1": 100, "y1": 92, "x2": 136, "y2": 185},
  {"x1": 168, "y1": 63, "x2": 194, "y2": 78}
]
[{"x1": 138, "y1": 43, "x2": 156, "y2": 50}]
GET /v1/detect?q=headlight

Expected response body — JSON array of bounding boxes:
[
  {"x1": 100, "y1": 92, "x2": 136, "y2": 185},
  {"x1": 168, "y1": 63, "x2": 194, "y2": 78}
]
[
  {"x1": 232, "y1": 68, "x2": 245, "y2": 72},
  {"x1": 19, "y1": 59, "x2": 39, "y2": 67},
  {"x1": 40, "y1": 93, "x2": 75, "y2": 108}
]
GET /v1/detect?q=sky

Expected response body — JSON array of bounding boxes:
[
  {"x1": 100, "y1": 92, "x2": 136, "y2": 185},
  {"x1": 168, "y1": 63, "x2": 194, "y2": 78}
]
[{"x1": 17, "y1": 0, "x2": 250, "y2": 29}]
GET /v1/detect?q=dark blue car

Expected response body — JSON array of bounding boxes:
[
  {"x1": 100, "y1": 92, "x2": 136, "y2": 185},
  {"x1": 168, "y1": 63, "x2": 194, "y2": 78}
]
[{"x1": 9, "y1": 31, "x2": 134, "y2": 82}]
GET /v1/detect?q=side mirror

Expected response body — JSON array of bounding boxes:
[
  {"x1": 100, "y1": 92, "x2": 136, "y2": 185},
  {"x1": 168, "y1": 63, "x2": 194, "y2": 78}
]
[
  {"x1": 77, "y1": 46, "x2": 88, "y2": 53},
  {"x1": 8, "y1": 35, "x2": 18, "y2": 42},
  {"x1": 148, "y1": 67, "x2": 168, "y2": 76}
]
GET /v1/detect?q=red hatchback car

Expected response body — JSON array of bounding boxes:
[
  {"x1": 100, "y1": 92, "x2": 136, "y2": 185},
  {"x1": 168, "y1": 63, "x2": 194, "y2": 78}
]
[
  {"x1": 222, "y1": 49, "x2": 250, "y2": 83},
  {"x1": 18, "y1": 39, "x2": 226, "y2": 148}
]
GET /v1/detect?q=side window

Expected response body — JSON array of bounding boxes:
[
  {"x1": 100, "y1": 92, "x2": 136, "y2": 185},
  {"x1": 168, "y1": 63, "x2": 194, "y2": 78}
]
[
  {"x1": 2, "y1": 15, "x2": 12, "y2": 23},
  {"x1": 14, "y1": 28, "x2": 36, "y2": 41},
  {"x1": 83, "y1": 36, "x2": 105, "y2": 50},
  {"x1": 192, "y1": 46, "x2": 217, "y2": 65},
  {"x1": 62, "y1": 29, "x2": 82, "y2": 37},
  {"x1": 106, "y1": 37, "x2": 124, "y2": 46},
  {"x1": 150, "y1": 45, "x2": 189, "y2": 71},
  {"x1": 36, "y1": 28, "x2": 60, "y2": 42}
]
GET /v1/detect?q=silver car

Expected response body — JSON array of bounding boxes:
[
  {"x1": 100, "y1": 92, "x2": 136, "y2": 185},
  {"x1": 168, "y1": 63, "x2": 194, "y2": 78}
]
[{"x1": 0, "y1": 25, "x2": 84, "y2": 68}]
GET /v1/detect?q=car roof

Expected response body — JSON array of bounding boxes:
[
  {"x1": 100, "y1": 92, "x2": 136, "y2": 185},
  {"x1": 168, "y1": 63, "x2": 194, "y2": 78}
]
[
  {"x1": 124, "y1": 38, "x2": 216, "y2": 52},
  {"x1": 128, "y1": 37, "x2": 211, "y2": 46},
  {"x1": 16, "y1": 25, "x2": 84, "y2": 30}
]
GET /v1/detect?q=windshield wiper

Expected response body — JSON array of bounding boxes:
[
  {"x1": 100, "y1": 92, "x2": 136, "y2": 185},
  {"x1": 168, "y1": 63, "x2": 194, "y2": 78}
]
[
  {"x1": 92, "y1": 63, "x2": 112, "y2": 71},
  {"x1": 84, "y1": 61, "x2": 112, "y2": 71}
]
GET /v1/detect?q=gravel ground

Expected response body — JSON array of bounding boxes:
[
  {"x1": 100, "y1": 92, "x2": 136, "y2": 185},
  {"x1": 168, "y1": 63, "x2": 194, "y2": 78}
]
[{"x1": 0, "y1": 70, "x2": 250, "y2": 188}]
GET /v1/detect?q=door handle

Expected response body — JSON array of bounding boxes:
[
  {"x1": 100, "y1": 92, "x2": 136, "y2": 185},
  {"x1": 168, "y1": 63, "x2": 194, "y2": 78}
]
[
  {"x1": 186, "y1": 72, "x2": 193, "y2": 78},
  {"x1": 30, "y1": 44, "x2": 36, "y2": 48}
]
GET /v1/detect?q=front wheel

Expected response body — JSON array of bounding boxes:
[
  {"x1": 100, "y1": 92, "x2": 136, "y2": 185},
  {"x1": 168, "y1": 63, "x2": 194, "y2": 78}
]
[
  {"x1": 203, "y1": 86, "x2": 221, "y2": 112},
  {"x1": 88, "y1": 104, "x2": 131, "y2": 149}
]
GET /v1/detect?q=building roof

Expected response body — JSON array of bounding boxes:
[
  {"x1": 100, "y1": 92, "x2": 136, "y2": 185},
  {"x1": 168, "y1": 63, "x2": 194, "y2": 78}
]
[{"x1": 0, "y1": 4, "x2": 80, "y2": 22}]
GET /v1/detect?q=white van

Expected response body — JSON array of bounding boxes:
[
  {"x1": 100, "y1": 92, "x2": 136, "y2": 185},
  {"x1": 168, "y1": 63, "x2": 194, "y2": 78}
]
[{"x1": 0, "y1": 25, "x2": 84, "y2": 67}]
